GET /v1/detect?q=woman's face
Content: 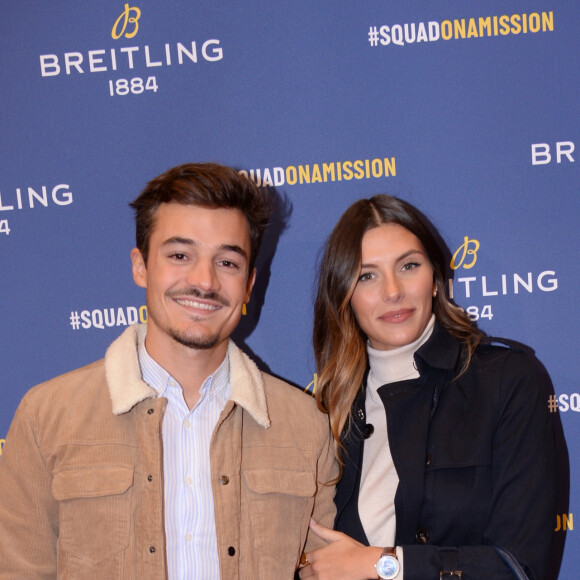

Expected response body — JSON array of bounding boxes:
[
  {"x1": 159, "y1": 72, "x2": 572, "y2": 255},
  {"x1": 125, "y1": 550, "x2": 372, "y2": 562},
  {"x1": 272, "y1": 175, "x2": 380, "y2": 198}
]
[{"x1": 350, "y1": 223, "x2": 435, "y2": 351}]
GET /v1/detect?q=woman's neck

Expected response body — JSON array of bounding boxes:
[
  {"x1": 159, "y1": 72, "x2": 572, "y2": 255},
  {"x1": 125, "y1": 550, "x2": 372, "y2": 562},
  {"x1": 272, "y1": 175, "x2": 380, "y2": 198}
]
[{"x1": 367, "y1": 315, "x2": 435, "y2": 391}]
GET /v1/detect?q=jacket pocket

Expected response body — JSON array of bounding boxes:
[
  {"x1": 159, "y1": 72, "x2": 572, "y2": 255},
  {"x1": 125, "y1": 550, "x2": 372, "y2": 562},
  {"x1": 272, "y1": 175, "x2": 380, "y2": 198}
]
[
  {"x1": 243, "y1": 468, "x2": 317, "y2": 498},
  {"x1": 242, "y1": 468, "x2": 316, "y2": 576},
  {"x1": 52, "y1": 464, "x2": 134, "y2": 565}
]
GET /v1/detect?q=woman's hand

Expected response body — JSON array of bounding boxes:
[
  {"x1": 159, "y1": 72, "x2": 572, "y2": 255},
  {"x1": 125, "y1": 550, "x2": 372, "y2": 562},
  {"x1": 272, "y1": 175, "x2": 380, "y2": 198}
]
[{"x1": 299, "y1": 519, "x2": 383, "y2": 580}]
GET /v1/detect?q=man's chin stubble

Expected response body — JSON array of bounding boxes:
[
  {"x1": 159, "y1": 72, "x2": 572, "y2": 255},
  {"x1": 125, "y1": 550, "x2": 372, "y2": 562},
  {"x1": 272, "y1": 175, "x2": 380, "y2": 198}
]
[{"x1": 169, "y1": 329, "x2": 220, "y2": 350}]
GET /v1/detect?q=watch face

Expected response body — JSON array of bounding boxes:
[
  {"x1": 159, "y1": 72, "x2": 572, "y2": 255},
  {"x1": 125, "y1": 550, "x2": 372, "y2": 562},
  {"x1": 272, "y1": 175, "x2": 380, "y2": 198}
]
[{"x1": 376, "y1": 554, "x2": 400, "y2": 579}]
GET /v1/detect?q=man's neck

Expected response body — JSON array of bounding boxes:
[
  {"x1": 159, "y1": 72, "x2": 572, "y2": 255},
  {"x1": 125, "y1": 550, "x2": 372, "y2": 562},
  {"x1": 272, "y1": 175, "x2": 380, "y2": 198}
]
[{"x1": 144, "y1": 333, "x2": 229, "y2": 410}]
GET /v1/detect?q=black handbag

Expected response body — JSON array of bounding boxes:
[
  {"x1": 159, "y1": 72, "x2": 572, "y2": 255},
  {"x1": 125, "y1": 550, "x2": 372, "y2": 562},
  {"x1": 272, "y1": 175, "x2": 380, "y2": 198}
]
[{"x1": 494, "y1": 546, "x2": 530, "y2": 580}]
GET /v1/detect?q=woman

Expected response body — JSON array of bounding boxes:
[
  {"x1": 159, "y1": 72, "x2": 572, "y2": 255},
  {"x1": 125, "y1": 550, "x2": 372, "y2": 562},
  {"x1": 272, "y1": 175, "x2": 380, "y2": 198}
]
[{"x1": 300, "y1": 195, "x2": 558, "y2": 580}]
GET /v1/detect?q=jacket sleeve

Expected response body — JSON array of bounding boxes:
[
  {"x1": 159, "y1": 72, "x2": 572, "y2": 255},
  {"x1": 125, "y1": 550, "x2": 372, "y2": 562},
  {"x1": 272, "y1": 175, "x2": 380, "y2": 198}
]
[
  {"x1": 304, "y1": 415, "x2": 339, "y2": 553},
  {"x1": 0, "y1": 398, "x2": 58, "y2": 579},
  {"x1": 402, "y1": 350, "x2": 558, "y2": 580}
]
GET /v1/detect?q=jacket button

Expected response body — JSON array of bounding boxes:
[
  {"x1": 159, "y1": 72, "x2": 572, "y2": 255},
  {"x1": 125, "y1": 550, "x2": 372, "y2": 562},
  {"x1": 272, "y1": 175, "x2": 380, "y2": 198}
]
[
  {"x1": 364, "y1": 424, "x2": 374, "y2": 439},
  {"x1": 149, "y1": 546, "x2": 156, "y2": 553},
  {"x1": 147, "y1": 408, "x2": 155, "y2": 415},
  {"x1": 415, "y1": 527, "x2": 430, "y2": 544},
  {"x1": 228, "y1": 546, "x2": 236, "y2": 556},
  {"x1": 147, "y1": 474, "x2": 153, "y2": 482},
  {"x1": 425, "y1": 454, "x2": 431, "y2": 465},
  {"x1": 219, "y1": 475, "x2": 230, "y2": 485}
]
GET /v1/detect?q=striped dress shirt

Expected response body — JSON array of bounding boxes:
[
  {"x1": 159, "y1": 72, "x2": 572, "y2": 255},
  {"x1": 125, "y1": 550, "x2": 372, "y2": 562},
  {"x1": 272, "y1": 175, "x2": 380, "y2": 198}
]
[{"x1": 138, "y1": 338, "x2": 230, "y2": 579}]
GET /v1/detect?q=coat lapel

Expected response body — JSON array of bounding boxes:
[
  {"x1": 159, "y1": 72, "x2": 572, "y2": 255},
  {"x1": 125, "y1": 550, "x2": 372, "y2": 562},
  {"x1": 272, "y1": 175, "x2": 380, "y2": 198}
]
[
  {"x1": 378, "y1": 374, "x2": 440, "y2": 543},
  {"x1": 377, "y1": 326, "x2": 461, "y2": 543},
  {"x1": 334, "y1": 387, "x2": 366, "y2": 520},
  {"x1": 335, "y1": 325, "x2": 463, "y2": 544}
]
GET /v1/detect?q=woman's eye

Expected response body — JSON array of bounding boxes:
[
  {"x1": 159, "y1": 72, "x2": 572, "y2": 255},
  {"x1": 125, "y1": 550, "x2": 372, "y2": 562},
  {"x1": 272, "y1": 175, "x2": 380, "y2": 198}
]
[
  {"x1": 358, "y1": 272, "x2": 373, "y2": 282},
  {"x1": 402, "y1": 261, "x2": 420, "y2": 271}
]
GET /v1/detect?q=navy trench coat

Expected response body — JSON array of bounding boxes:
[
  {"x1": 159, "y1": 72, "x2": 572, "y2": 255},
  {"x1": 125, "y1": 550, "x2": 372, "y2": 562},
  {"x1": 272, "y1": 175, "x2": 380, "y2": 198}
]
[{"x1": 334, "y1": 325, "x2": 558, "y2": 580}]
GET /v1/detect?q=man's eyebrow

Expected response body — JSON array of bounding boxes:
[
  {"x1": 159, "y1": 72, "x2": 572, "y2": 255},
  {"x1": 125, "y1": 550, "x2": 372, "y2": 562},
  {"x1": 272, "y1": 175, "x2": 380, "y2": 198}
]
[
  {"x1": 220, "y1": 244, "x2": 248, "y2": 261},
  {"x1": 161, "y1": 236, "x2": 195, "y2": 247}
]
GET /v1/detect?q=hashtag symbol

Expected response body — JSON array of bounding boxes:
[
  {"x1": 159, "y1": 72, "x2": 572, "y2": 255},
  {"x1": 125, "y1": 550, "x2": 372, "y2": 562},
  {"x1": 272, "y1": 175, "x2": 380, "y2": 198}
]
[
  {"x1": 70, "y1": 311, "x2": 80, "y2": 330},
  {"x1": 548, "y1": 394, "x2": 558, "y2": 413},
  {"x1": 368, "y1": 26, "x2": 379, "y2": 47}
]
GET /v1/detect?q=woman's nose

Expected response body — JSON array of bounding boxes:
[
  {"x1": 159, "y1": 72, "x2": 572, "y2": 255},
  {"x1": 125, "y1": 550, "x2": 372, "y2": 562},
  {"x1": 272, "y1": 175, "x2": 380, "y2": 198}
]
[{"x1": 382, "y1": 275, "x2": 402, "y2": 302}]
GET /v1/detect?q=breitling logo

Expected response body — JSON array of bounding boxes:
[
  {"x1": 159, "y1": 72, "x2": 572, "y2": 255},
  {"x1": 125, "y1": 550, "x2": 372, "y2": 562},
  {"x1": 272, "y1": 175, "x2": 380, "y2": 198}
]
[
  {"x1": 112, "y1": 4, "x2": 141, "y2": 39},
  {"x1": 451, "y1": 236, "x2": 479, "y2": 270}
]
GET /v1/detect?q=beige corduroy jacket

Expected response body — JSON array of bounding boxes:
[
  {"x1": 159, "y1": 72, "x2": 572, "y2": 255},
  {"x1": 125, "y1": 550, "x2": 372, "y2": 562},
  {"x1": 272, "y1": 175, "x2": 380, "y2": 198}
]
[{"x1": 0, "y1": 324, "x2": 337, "y2": 579}]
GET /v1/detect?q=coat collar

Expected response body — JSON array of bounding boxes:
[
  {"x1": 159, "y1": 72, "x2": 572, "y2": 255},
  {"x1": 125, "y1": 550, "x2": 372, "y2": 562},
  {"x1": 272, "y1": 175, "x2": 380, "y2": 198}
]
[
  {"x1": 104, "y1": 324, "x2": 270, "y2": 428},
  {"x1": 414, "y1": 322, "x2": 462, "y2": 373},
  {"x1": 227, "y1": 338, "x2": 270, "y2": 428}
]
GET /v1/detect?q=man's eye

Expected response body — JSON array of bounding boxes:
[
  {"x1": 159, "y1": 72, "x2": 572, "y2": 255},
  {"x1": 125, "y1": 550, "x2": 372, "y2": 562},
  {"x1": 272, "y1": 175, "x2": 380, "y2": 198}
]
[{"x1": 220, "y1": 260, "x2": 238, "y2": 269}]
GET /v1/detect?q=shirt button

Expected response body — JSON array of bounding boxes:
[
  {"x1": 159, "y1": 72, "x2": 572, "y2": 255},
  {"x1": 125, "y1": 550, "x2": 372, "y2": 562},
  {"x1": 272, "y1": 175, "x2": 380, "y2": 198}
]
[
  {"x1": 186, "y1": 476, "x2": 193, "y2": 485},
  {"x1": 184, "y1": 419, "x2": 191, "y2": 429},
  {"x1": 219, "y1": 475, "x2": 230, "y2": 485},
  {"x1": 228, "y1": 546, "x2": 236, "y2": 556},
  {"x1": 185, "y1": 533, "x2": 193, "y2": 543}
]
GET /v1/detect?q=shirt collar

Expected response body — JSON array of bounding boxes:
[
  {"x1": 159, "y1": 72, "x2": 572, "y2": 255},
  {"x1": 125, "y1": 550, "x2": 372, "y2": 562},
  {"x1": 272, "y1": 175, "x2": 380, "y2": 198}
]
[{"x1": 137, "y1": 331, "x2": 231, "y2": 401}]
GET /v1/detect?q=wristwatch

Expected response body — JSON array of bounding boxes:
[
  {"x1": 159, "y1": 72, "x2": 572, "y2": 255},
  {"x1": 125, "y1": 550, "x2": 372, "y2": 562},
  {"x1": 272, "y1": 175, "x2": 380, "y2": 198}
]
[{"x1": 375, "y1": 547, "x2": 400, "y2": 579}]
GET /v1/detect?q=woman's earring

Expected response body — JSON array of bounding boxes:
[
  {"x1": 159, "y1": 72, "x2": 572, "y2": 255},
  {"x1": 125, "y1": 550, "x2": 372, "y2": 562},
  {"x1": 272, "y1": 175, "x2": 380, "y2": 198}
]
[{"x1": 433, "y1": 287, "x2": 438, "y2": 298}]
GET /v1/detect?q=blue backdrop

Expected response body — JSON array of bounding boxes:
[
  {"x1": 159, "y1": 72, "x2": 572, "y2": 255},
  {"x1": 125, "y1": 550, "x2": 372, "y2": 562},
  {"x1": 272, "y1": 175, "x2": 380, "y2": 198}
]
[{"x1": 1, "y1": 1, "x2": 577, "y2": 576}]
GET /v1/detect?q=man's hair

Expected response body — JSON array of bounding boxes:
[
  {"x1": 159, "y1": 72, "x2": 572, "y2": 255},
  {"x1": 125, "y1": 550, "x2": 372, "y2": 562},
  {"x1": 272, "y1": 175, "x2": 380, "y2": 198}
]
[{"x1": 129, "y1": 163, "x2": 271, "y2": 271}]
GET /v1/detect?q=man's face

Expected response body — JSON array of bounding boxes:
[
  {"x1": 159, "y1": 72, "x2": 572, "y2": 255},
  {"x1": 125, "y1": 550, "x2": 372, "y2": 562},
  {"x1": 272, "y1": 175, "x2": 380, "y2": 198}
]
[{"x1": 131, "y1": 203, "x2": 255, "y2": 358}]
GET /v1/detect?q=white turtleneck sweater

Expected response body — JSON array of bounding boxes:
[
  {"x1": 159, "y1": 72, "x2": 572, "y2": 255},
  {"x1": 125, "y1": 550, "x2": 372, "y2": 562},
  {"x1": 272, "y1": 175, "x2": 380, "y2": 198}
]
[{"x1": 359, "y1": 315, "x2": 435, "y2": 566}]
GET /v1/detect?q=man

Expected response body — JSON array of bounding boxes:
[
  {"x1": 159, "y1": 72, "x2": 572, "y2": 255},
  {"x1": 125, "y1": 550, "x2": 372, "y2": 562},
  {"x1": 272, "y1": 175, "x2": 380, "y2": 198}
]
[{"x1": 0, "y1": 163, "x2": 337, "y2": 579}]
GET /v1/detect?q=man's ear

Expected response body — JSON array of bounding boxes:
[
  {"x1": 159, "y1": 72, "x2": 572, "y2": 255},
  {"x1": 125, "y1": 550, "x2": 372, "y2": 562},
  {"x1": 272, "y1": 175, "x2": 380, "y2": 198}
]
[
  {"x1": 131, "y1": 248, "x2": 147, "y2": 288},
  {"x1": 244, "y1": 267, "x2": 257, "y2": 304}
]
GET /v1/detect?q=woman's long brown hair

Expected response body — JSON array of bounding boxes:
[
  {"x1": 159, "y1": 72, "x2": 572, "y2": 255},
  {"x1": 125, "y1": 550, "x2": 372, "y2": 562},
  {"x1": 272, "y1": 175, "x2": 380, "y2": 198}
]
[{"x1": 313, "y1": 195, "x2": 483, "y2": 466}]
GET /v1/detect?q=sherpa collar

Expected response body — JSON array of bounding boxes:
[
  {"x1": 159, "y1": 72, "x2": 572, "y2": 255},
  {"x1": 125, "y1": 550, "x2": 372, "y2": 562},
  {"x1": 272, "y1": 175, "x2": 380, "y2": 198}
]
[{"x1": 104, "y1": 324, "x2": 271, "y2": 428}]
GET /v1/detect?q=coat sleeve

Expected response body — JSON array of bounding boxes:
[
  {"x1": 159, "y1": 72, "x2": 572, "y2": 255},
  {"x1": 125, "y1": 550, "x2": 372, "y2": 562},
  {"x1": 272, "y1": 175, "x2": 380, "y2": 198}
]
[
  {"x1": 402, "y1": 350, "x2": 559, "y2": 580},
  {"x1": 304, "y1": 414, "x2": 339, "y2": 553},
  {"x1": 0, "y1": 398, "x2": 58, "y2": 579}
]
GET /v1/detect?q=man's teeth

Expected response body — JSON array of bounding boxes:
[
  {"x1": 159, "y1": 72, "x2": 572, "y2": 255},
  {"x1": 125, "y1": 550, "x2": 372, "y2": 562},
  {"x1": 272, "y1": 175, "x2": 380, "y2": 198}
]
[{"x1": 177, "y1": 299, "x2": 219, "y2": 310}]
